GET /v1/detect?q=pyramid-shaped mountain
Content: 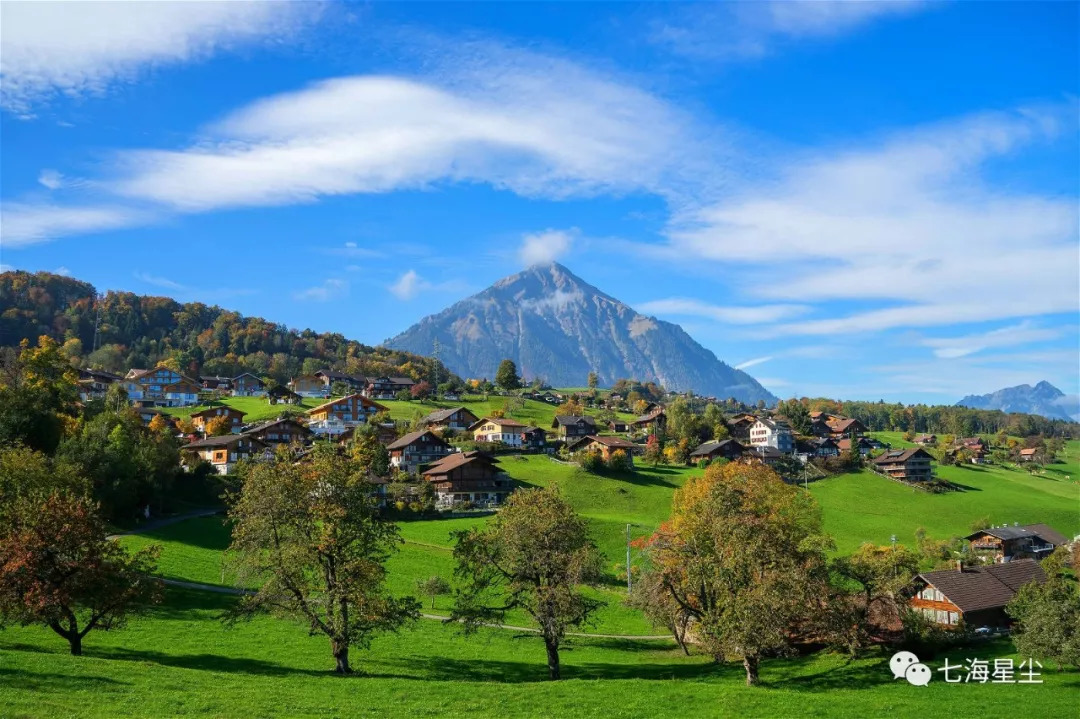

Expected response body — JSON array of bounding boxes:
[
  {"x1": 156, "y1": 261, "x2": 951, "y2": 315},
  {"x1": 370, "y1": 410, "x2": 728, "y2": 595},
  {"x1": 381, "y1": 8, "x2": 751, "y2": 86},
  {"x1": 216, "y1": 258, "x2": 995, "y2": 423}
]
[{"x1": 386, "y1": 263, "x2": 777, "y2": 404}]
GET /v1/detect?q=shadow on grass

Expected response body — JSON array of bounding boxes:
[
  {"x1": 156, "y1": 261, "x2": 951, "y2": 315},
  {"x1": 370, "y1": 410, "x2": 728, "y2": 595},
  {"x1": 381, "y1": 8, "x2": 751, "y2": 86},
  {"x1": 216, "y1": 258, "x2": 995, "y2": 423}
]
[
  {"x1": 0, "y1": 666, "x2": 129, "y2": 690},
  {"x1": 140, "y1": 516, "x2": 233, "y2": 552},
  {"x1": 94, "y1": 647, "x2": 416, "y2": 680}
]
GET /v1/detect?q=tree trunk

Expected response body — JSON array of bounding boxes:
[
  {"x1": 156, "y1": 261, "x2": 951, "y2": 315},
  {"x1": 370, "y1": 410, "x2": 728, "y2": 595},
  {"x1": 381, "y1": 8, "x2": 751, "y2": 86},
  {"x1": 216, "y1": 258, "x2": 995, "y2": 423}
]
[
  {"x1": 544, "y1": 637, "x2": 561, "y2": 680},
  {"x1": 743, "y1": 654, "x2": 760, "y2": 686},
  {"x1": 332, "y1": 640, "x2": 351, "y2": 674},
  {"x1": 69, "y1": 634, "x2": 83, "y2": 656},
  {"x1": 673, "y1": 620, "x2": 690, "y2": 656}
]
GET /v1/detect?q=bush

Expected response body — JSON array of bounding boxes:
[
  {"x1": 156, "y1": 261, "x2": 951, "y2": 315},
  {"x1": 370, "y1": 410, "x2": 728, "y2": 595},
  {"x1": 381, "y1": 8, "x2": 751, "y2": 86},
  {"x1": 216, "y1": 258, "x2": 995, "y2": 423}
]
[
  {"x1": 606, "y1": 449, "x2": 633, "y2": 473},
  {"x1": 578, "y1": 451, "x2": 605, "y2": 474}
]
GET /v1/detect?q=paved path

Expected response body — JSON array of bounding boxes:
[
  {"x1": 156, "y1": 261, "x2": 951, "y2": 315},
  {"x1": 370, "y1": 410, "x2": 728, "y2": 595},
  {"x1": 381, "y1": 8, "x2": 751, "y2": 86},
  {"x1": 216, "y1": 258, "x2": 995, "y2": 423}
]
[
  {"x1": 159, "y1": 579, "x2": 673, "y2": 641},
  {"x1": 107, "y1": 507, "x2": 223, "y2": 540}
]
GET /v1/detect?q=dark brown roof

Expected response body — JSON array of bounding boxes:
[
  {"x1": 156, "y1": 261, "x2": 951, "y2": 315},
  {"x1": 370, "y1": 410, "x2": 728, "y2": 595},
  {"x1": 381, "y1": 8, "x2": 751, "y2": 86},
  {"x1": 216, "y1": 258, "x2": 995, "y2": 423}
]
[
  {"x1": 423, "y1": 452, "x2": 501, "y2": 476},
  {"x1": 386, "y1": 430, "x2": 448, "y2": 451},
  {"x1": 307, "y1": 393, "x2": 388, "y2": 415},
  {"x1": 966, "y1": 523, "x2": 1069, "y2": 546},
  {"x1": 690, "y1": 439, "x2": 744, "y2": 457},
  {"x1": 552, "y1": 415, "x2": 596, "y2": 428},
  {"x1": 582, "y1": 435, "x2": 637, "y2": 449},
  {"x1": 420, "y1": 406, "x2": 478, "y2": 424},
  {"x1": 826, "y1": 417, "x2": 863, "y2": 433},
  {"x1": 190, "y1": 406, "x2": 246, "y2": 419},
  {"x1": 185, "y1": 434, "x2": 266, "y2": 449},
  {"x1": 918, "y1": 559, "x2": 1046, "y2": 613},
  {"x1": 243, "y1": 417, "x2": 312, "y2": 435},
  {"x1": 873, "y1": 447, "x2": 932, "y2": 465}
]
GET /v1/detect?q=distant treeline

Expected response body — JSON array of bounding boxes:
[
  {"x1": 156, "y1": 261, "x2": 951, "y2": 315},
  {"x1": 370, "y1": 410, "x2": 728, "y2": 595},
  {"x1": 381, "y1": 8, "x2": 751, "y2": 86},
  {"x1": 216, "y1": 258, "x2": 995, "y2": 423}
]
[
  {"x1": 0, "y1": 270, "x2": 456, "y2": 384},
  {"x1": 778, "y1": 397, "x2": 1077, "y2": 439}
]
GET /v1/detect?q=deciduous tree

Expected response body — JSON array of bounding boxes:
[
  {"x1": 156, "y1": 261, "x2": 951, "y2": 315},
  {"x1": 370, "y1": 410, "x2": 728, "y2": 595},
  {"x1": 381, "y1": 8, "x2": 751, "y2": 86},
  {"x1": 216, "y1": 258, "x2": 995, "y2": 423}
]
[
  {"x1": 495, "y1": 359, "x2": 521, "y2": 391},
  {"x1": 416, "y1": 575, "x2": 451, "y2": 610},
  {"x1": 226, "y1": 445, "x2": 420, "y2": 673},
  {"x1": 641, "y1": 462, "x2": 832, "y2": 686},
  {"x1": 0, "y1": 493, "x2": 162, "y2": 655},
  {"x1": 451, "y1": 486, "x2": 604, "y2": 679}
]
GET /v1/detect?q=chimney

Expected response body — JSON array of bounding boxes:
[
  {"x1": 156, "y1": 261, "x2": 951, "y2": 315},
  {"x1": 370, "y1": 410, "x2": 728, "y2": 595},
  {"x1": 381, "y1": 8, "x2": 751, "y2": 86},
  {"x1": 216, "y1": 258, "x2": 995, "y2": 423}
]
[{"x1": 956, "y1": 559, "x2": 963, "y2": 573}]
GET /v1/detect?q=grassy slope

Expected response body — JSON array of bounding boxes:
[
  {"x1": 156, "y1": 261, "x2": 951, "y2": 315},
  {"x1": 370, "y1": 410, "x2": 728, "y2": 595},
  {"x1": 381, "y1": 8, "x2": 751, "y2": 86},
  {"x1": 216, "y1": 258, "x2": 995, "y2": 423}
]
[
  {"x1": 160, "y1": 394, "x2": 635, "y2": 429},
  {"x1": 0, "y1": 587, "x2": 1074, "y2": 718}
]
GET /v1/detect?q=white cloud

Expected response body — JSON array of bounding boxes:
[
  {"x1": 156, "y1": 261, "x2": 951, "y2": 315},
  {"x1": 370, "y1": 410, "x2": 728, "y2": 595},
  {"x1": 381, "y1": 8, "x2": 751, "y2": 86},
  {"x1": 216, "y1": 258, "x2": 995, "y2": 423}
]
[
  {"x1": 734, "y1": 356, "x2": 774, "y2": 371},
  {"x1": 389, "y1": 270, "x2": 425, "y2": 300},
  {"x1": 520, "y1": 289, "x2": 585, "y2": 313},
  {"x1": 657, "y1": 104, "x2": 1078, "y2": 335},
  {"x1": 38, "y1": 169, "x2": 63, "y2": 190},
  {"x1": 651, "y1": 1, "x2": 925, "y2": 60},
  {"x1": 519, "y1": 229, "x2": 575, "y2": 267},
  {"x1": 921, "y1": 321, "x2": 1065, "y2": 359},
  {"x1": 293, "y1": 278, "x2": 347, "y2": 302},
  {"x1": 0, "y1": 2, "x2": 315, "y2": 112},
  {"x1": 54, "y1": 266, "x2": 71, "y2": 276},
  {"x1": 134, "y1": 271, "x2": 187, "y2": 291},
  {"x1": 0, "y1": 202, "x2": 148, "y2": 247},
  {"x1": 637, "y1": 297, "x2": 809, "y2": 325}
]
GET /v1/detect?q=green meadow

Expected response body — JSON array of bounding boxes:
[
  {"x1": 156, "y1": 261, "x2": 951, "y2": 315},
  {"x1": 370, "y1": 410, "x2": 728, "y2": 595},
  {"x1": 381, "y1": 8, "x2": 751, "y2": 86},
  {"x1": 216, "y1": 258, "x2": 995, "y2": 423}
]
[{"x1": 2, "y1": 448, "x2": 1077, "y2": 717}]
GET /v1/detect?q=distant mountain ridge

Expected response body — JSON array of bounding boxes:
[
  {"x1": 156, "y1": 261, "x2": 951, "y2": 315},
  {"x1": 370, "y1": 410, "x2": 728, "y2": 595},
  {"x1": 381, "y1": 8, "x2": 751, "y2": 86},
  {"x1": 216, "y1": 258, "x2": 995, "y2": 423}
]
[
  {"x1": 956, "y1": 381, "x2": 1079, "y2": 422},
  {"x1": 386, "y1": 263, "x2": 777, "y2": 404}
]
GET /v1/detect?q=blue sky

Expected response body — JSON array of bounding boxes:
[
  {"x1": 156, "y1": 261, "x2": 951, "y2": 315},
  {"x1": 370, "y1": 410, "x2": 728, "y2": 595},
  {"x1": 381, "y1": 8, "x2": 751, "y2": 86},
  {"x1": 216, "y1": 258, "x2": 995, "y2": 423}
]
[{"x1": 1, "y1": 1, "x2": 1077, "y2": 406}]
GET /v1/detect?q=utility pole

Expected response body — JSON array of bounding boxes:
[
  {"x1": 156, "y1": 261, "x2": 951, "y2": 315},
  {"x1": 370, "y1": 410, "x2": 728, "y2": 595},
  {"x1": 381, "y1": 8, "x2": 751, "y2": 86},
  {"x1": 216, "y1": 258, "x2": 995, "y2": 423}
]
[
  {"x1": 626, "y1": 523, "x2": 632, "y2": 594},
  {"x1": 91, "y1": 292, "x2": 103, "y2": 353},
  {"x1": 431, "y1": 338, "x2": 440, "y2": 400}
]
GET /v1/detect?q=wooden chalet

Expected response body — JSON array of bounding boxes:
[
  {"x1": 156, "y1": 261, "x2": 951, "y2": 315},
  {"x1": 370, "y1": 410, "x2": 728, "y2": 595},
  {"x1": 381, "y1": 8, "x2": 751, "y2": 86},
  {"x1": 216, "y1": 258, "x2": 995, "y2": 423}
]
[
  {"x1": 422, "y1": 451, "x2": 512, "y2": 507},
  {"x1": 799, "y1": 437, "x2": 840, "y2": 458},
  {"x1": 872, "y1": 447, "x2": 934, "y2": 482},
  {"x1": 184, "y1": 434, "x2": 266, "y2": 475},
  {"x1": 913, "y1": 434, "x2": 937, "y2": 445},
  {"x1": 631, "y1": 408, "x2": 667, "y2": 433},
  {"x1": 608, "y1": 420, "x2": 629, "y2": 433},
  {"x1": 189, "y1": 405, "x2": 247, "y2": 434},
  {"x1": 231, "y1": 373, "x2": 266, "y2": 397},
  {"x1": 520, "y1": 426, "x2": 547, "y2": 450},
  {"x1": 77, "y1": 368, "x2": 121, "y2": 401},
  {"x1": 314, "y1": 370, "x2": 367, "y2": 394},
  {"x1": 568, "y1": 435, "x2": 638, "y2": 463},
  {"x1": 836, "y1": 436, "x2": 874, "y2": 456},
  {"x1": 689, "y1": 439, "x2": 745, "y2": 462},
  {"x1": 727, "y1": 414, "x2": 757, "y2": 441},
  {"x1": 289, "y1": 374, "x2": 326, "y2": 398},
  {"x1": 243, "y1": 417, "x2": 313, "y2": 446},
  {"x1": 386, "y1": 430, "x2": 452, "y2": 473},
  {"x1": 122, "y1": 366, "x2": 202, "y2": 407},
  {"x1": 1019, "y1": 447, "x2": 1040, "y2": 462},
  {"x1": 306, "y1": 393, "x2": 388, "y2": 433},
  {"x1": 420, "y1": 406, "x2": 480, "y2": 432},
  {"x1": 199, "y1": 375, "x2": 233, "y2": 392},
  {"x1": 551, "y1": 415, "x2": 596, "y2": 439},
  {"x1": 267, "y1": 385, "x2": 303, "y2": 404},
  {"x1": 825, "y1": 417, "x2": 866, "y2": 438},
  {"x1": 911, "y1": 559, "x2": 1045, "y2": 628},
  {"x1": 964, "y1": 523, "x2": 1069, "y2": 563},
  {"x1": 364, "y1": 376, "x2": 416, "y2": 400}
]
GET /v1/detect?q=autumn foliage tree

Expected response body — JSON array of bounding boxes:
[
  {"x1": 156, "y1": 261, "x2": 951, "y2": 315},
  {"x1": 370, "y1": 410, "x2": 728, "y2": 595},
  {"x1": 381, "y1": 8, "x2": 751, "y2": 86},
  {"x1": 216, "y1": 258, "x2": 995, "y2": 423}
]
[
  {"x1": 204, "y1": 415, "x2": 232, "y2": 436},
  {"x1": 0, "y1": 492, "x2": 162, "y2": 656},
  {"x1": 225, "y1": 444, "x2": 419, "y2": 673},
  {"x1": 640, "y1": 461, "x2": 832, "y2": 686},
  {"x1": 451, "y1": 486, "x2": 604, "y2": 680}
]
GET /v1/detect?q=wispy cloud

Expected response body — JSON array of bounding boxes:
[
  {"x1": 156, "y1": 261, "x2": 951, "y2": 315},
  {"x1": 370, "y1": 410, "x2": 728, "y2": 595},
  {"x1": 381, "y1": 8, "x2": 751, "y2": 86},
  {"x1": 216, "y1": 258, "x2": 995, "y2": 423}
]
[
  {"x1": 293, "y1": 278, "x2": 348, "y2": 302},
  {"x1": 37, "y1": 169, "x2": 63, "y2": 190},
  {"x1": 0, "y1": 2, "x2": 318, "y2": 112},
  {"x1": 134, "y1": 271, "x2": 188, "y2": 291},
  {"x1": 920, "y1": 321, "x2": 1065, "y2": 359},
  {"x1": 389, "y1": 270, "x2": 424, "y2": 300},
  {"x1": 637, "y1": 297, "x2": 810, "y2": 325},
  {"x1": 650, "y1": 1, "x2": 925, "y2": 60},
  {"x1": 734, "y1": 355, "x2": 774, "y2": 371},
  {"x1": 54, "y1": 266, "x2": 71, "y2": 277},
  {"x1": 519, "y1": 228, "x2": 575, "y2": 267},
  {"x1": 1, "y1": 202, "x2": 149, "y2": 247}
]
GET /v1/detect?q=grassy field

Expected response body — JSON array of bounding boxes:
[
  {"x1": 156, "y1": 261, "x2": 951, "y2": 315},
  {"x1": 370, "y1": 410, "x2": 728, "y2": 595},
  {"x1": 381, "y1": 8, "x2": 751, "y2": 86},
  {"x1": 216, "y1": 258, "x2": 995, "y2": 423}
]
[
  {"x1": 1, "y1": 585, "x2": 1076, "y2": 718},
  {"x1": 160, "y1": 394, "x2": 635, "y2": 430},
  {"x1": 4, "y1": 443, "x2": 1077, "y2": 717}
]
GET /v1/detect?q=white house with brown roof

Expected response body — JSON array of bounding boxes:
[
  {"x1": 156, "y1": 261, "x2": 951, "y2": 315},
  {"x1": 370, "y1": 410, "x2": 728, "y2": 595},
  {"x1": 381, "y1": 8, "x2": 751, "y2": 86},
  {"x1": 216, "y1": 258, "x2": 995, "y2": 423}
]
[{"x1": 471, "y1": 417, "x2": 527, "y2": 446}]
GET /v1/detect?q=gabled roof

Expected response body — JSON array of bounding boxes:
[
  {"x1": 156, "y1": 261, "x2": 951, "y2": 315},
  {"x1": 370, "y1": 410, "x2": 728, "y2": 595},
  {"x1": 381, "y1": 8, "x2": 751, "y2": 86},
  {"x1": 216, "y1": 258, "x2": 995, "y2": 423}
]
[
  {"x1": 470, "y1": 416, "x2": 527, "y2": 430},
  {"x1": 632, "y1": 409, "x2": 666, "y2": 424},
  {"x1": 965, "y1": 523, "x2": 1069, "y2": 546},
  {"x1": 185, "y1": 434, "x2": 266, "y2": 449},
  {"x1": 753, "y1": 417, "x2": 790, "y2": 431},
  {"x1": 1019, "y1": 448, "x2": 1039, "y2": 456},
  {"x1": 581, "y1": 434, "x2": 637, "y2": 449},
  {"x1": 124, "y1": 365, "x2": 199, "y2": 386},
  {"x1": 243, "y1": 417, "x2": 313, "y2": 435},
  {"x1": 369, "y1": 376, "x2": 415, "y2": 385},
  {"x1": 689, "y1": 439, "x2": 744, "y2": 457},
  {"x1": 231, "y1": 372, "x2": 265, "y2": 383},
  {"x1": 423, "y1": 452, "x2": 502, "y2": 476},
  {"x1": 306, "y1": 393, "x2": 388, "y2": 415},
  {"x1": 552, "y1": 415, "x2": 596, "y2": 428},
  {"x1": 917, "y1": 559, "x2": 1045, "y2": 613},
  {"x1": 315, "y1": 369, "x2": 365, "y2": 382},
  {"x1": 873, "y1": 447, "x2": 932, "y2": 464},
  {"x1": 826, "y1": 417, "x2": 863, "y2": 434},
  {"x1": 190, "y1": 405, "x2": 246, "y2": 419},
  {"x1": 421, "y1": 406, "x2": 479, "y2": 424},
  {"x1": 81, "y1": 368, "x2": 123, "y2": 381},
  {"x1": 386, "y1": 429, "x2": 448, "y2": 451}
]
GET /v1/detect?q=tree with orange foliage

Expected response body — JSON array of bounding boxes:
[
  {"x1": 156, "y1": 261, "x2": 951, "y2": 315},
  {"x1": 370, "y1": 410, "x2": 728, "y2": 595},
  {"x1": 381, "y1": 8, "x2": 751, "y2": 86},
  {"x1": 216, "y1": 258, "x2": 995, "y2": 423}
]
[
  {"x1": 204, "y1": 415, "x2": 232, "y2": 436},
  {"x1": 0, "y1": 493, "x2": 162, "y2": 655},
  {"x1": 147, "y1": 414, "x2": 170, "y2": 433},
  {"x1": 639, "y1": 461, "x2": 831, "y2": 686}
]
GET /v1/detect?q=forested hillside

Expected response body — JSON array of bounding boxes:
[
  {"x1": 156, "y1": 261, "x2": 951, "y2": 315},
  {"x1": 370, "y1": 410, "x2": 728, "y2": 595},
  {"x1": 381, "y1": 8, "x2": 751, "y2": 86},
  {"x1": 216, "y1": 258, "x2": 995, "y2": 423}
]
[{"x1": 0, "y1": 270, "x2": 454, "y2": 383}]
